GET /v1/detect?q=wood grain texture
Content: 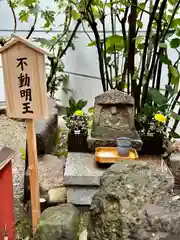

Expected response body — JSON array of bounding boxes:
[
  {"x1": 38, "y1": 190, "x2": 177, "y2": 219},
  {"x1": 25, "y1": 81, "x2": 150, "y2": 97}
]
[
  {"x1": 27, "y1": 119, "x2": 40, "y2": 232},
  {"x1": 1, "y1": 42, "x2": 48, "y2": 120},
  {"x1": 0, "y1": 34, "x2": 53, "y2": 57}
]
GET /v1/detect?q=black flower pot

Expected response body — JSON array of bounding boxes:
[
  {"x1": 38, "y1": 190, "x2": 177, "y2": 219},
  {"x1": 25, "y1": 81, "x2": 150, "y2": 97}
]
[
  {"x1": 139, "y1": 134, "x2": 164, "y2": 155},
  {"x1": 68, "y1": 132, "x2": 88, "y2": 152}
]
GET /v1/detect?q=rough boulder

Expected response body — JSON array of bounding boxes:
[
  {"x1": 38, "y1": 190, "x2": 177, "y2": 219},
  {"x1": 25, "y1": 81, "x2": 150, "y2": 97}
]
[{"x1": 88, "y1": 160, "x2": 180, "y2": 240}]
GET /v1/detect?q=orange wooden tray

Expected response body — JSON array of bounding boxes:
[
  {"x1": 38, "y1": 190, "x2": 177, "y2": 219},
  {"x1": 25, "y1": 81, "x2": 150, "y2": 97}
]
[{"x1": 95, "y1": 147, "x2": 138, "y2": 163}]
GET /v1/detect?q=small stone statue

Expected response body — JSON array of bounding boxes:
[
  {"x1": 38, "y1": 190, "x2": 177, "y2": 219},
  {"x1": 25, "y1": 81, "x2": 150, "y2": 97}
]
[{"x1": 88, "y1": 90, "x2": 142, "y2": 152}]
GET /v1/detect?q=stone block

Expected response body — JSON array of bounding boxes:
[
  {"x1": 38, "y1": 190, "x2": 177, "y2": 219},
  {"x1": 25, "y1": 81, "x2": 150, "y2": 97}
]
[
  {"x1": 48, "y1": 187, "x2": 67, "y2": 204},
  {"x1": 67, "y1": 187, "x2": 98, "y2": 205},
  {"x1": 36, "y1": 98, "x2": 58, "y2": 155},
  {"x1": 64, "y1": 153, "x2": 104, "y2": 186}
]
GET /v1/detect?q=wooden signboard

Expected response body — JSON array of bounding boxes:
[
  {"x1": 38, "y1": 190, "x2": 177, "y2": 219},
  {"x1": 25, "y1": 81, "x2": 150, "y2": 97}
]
[
  {"x1": 0, "y1": 34, "x2": 52, "y2": 233},
  {"x1": 0, "y1": 34, "x2": 50, "y2": 119}
]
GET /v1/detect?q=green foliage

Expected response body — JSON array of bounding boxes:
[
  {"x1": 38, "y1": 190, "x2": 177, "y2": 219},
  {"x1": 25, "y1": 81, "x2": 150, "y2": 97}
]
[
  {"x1": 148, "y1": 88, "x2": 167, "y2": 105},
  {"x1": 5, "y1": 0, "x2": 79, "y2": 97},
  {"x1": 53, "y1": 128, "x2": 68, "y2": 158},
  {"x1": 19, "y1": 10, "x2": 29, "y2": 22},
  {"x1": 41, "y1": 9, "x2": 55, "y2": 29},
  {"x1": 66, "y1": 97, "x2": 88, "y2": 117},
  {"x1": 105, "y1": 35, "x2": 124, "y2": 52},
  {"x1": 137, "y1": 85, "x2": 180, "y2": 138},
  {"x1": 170, "y1": 38, "x2": 180, "y2": 48}
]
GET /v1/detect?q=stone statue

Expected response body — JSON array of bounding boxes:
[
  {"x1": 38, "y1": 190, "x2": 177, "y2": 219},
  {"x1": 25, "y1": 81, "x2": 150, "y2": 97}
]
[{"x1": 88, "y1": 90, "x2": 142, "y2": 152}]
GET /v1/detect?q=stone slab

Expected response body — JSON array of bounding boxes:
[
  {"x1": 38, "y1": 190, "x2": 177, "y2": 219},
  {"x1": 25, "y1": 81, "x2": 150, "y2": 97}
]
[
  {"x1": 64, "y1": 153, "x2": 105, "y2": 186},
  {"x1": 87, "y1": 130, "x2": 142, "y2": 153},
  {"x1": 67, "y1": 187, "x2": 98, "y2": 205}
]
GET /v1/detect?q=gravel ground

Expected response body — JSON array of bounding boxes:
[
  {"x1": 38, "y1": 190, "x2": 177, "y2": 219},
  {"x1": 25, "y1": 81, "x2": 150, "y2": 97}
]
[{"x1": 0, "y1": 115, "x2": 26, "y2": 221}]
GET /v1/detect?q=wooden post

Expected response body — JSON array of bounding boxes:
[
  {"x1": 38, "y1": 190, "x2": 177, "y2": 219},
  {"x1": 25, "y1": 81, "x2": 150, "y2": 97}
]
[
  {"x1": 27, "y1": 119, "x2": 40, "y2": 232},
  {"x1": 0, "y1": 34, "x2": 51, "y2": 232}
]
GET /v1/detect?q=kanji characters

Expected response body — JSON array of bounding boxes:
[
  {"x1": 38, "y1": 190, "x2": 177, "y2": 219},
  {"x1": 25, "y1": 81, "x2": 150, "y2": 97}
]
[
  {"x1": 16, "y1": 57, "x2": 33, "y2": 114},
  {"x1": 20, "y1": 88, "x2": 32, "y2": 101},
  {"x1": 16, "y1": 57, "x2": 28, "y2": 71},
  {"x1": 22, "y1": 102, "x2": 33, "y2": 114},
  {"x1": 18, "y1": 73, "x2": 30, "y2": 87}
]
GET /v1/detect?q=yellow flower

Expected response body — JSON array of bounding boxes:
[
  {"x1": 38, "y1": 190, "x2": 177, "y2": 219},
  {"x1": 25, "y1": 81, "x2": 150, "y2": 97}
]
[
  {"x1": 74, "y1": 110, "x2": 85, "y2": 116},
  {"x1": 154, "y1": 113, "x2": 166, "y2": 123}
]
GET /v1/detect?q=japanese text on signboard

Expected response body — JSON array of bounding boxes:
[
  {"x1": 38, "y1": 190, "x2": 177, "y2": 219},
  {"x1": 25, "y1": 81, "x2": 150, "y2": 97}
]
[{"x1": 16, "y1": 57, "x2": 33, "y2": 114}]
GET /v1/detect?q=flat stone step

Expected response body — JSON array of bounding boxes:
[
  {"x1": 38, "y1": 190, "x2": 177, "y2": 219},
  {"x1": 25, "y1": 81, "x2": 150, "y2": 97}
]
[
  {"x1": 67, "y1": 187, "x2": 98, "y2": 205},
  {"x1": 64, "y1": 153, "x2": 105, "y2": 186}
]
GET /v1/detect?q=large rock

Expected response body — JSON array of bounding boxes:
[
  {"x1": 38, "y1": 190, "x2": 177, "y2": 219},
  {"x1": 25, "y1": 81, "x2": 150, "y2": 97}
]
[
  {"x1": 33, "y1": 204, "x2": 80, "y2": 240},
  {"x1": 88, "y1": 160, "x2": 179, "y2": 240}
]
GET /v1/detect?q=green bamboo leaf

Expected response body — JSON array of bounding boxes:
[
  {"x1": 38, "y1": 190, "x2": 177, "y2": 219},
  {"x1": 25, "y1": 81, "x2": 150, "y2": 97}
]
[
  {"x1": 137, "y1": 2, "x2": 146, "y2": 14},
  {"x1": 71, "y1": 10, "x2": 80, "y2": 20},
  {"x1": 106, "y1": 35, "x2": 124, "y2": 52},
  {"x1": 23, "y1": 0, "x2": 37, "y2": 6},
  {"x1": 88, "y1": 40, "x2": 97, "y2": 47},
  {"x1": 139, "y1": 2, "x2": 146, "y2": 9},
  {"x1": 143, "y1": 103, "x2": 153, "y2": 117},
  {"x1": 160, "y1": 53, "x2": 171, "y2": 65},
  {"x1": 169, "y1": 131, "x2": 180, "y2": 138},
  {"x1": 159, "y1": 43, "x2": 167, "y2": 48},
  {"x1": 148, "y1": 88, "x2": 166, "y2": 105},
  {"x1": 137, "y1": 20, "x2": 143, "y2": 29},
  {"x1": 171, "y1": 18, "x2": 180, "y2": 28},
  {"x1": 137, "y1": 43, "x2": 145, "y2": 49},
  {"x1": 171, "y1": 76, "x2": 179, "y2": 88},
  {"x1": 169, "y1": 65, "x2": 179, "y2": 78},
  {"x1": 168, "y1": 0, "x2": 177, "y2": 5},
  {"x1": 171, "y1": 111, "x2": 180, "y2": 121},
  {"x1": 176, "y1": 28, "x2": 180, "y2": 37},
  {"x1": 170, "y1": 38, "x2": 180, "y2": 48}
]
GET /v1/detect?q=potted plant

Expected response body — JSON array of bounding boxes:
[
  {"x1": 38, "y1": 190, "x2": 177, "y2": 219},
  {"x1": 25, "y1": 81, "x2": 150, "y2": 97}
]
[
  {"x1": 137, "y1": 113, "x2": 166, "y2": 155},
  {"x1": 67, "y1": 110, "x2": 88, "y2": 152},
  {"x1": 136, "y1": 86, "x2": 180, "y2": 155}
]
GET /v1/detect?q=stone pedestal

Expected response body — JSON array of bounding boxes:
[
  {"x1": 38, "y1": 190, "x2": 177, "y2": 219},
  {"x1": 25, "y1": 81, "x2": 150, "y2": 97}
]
[
  {"x1": 64, "y1": 152, "x2": 174, "y2": 206},
  {"x1": 64, "y1": 153, "x2": 105, "y2": 205},
  {"x1": 87, "y1": 129, "x2": 142, "y2": 152}
]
